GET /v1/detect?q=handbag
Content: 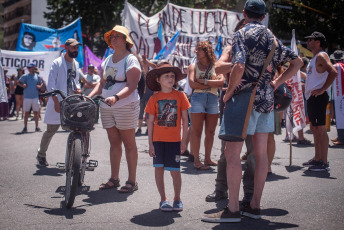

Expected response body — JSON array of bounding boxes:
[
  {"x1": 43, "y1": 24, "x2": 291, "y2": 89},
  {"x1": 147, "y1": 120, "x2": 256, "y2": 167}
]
[{"x1": 219, "y1": 33, "x2": 277, "y2": 142}]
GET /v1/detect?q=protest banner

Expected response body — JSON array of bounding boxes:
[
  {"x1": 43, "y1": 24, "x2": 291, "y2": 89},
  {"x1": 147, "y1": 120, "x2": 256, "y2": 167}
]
[
  {"x1": 0, "y1": 49, "x2": 60, "y2": 83},
  {"x1": 333, "y1": 62, "x2": 344, "y2": 129},
  {"x1": 16, "y1": 18, "x2": 84, "y2": 67},
  {"x1": 122, "y1": 0, "x2": 269, "y2": 68}
]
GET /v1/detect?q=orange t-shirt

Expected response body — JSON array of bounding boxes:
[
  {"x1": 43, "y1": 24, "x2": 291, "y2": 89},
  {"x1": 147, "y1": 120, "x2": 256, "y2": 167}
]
[{"x1": 145, "y1": 89, "x2": 191, "y2": 142}]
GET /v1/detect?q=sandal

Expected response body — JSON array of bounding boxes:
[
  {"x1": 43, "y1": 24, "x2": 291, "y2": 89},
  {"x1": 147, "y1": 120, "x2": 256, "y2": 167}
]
[
  {"x1": 194, "y1": 163, "x2": 210, "y2": 170},
  {"x1": 99, "y1": 178, "x2": 120, "y2": 190},
  {"x1": 119, "y1": 180, "x2": 138, "y2": 193},
  {"x1": 204, "y1": 161, "x2": 218, "y2": 166},
  {"x1": 297, "y1": 139, "x2": 312, "y2": 145}
]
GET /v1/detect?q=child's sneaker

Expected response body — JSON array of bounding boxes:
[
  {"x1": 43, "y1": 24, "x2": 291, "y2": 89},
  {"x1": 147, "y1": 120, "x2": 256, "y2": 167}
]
[
  {"x1": 172, "y1": 200, "x2": 183, "y2": 211},
  {"x1": 159, "y1": 201, "x2": 172, "y2": 211}
]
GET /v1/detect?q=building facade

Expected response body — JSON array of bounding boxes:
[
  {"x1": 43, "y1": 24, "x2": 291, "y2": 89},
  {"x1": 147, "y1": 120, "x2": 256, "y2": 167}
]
[{"x1": 2, "y1": 0, "x2": 47, "y2": 50}]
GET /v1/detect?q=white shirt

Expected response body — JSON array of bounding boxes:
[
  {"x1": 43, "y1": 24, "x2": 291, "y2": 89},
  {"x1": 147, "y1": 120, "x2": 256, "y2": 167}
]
[
  {"x1": 44, "y1": 54, "x2": 81, "y2": 125},
  {"x1": 100, "y1": 54, "x2": 141, "y2": 108},
  {"x1": 305, "y1": 52, "x2": 331, "y2": 100}
]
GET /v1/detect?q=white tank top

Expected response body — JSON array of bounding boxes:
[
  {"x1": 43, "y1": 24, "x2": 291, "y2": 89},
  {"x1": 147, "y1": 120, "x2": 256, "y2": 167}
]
[{"x1": 305, "y1": 51, "x2": 331, "y2": 100}]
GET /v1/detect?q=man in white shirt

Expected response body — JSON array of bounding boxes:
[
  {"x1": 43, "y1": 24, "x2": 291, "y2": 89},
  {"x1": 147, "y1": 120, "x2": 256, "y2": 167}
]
[
  {"x1": 36, "y1": 38, "x2": 82, "y2": 166},
  {"x1": 82, "y1": 64, "x2": 100, "y2": 96},
  {"x1": 302, "y1": 32, "x2": 337, "y2": 172}
]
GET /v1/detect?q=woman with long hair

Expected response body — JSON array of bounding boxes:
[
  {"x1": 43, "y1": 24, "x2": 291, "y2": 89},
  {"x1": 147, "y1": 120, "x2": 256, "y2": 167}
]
[
  {"x1": 188, "y1": 41, "x2": 224, "y2": 170},
  {"x1": 88, "y1": 25, "x2": 141, "y2": 192},
  {"x1": 14, "y1": 67, "x2": 25, "y2": 120}
]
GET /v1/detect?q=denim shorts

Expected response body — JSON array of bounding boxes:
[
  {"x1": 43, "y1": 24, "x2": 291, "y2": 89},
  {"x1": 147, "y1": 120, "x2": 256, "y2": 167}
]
[
  {"x1": 190, "y1": 93, "x2": 219, "y2": 114},
  {"x1": 246, "y1": 110, "x2": 274, "y2": 135}
]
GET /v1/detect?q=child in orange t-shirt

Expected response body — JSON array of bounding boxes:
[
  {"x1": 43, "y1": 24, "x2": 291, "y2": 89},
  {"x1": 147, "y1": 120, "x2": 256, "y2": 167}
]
[{"x1": 145, "y1": 62, "x2": 190, "y2": 212}]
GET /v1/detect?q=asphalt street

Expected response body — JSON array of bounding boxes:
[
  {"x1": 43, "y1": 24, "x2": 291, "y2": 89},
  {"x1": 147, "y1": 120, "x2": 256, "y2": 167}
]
[{"x1": 0, "y1": 108, "x2": 343, "y2": 230}]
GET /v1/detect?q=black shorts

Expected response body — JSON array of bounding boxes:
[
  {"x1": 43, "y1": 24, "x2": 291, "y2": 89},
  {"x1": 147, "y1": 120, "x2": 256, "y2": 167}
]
[
  {"x1": 307, "y1": 92, "x2": 329, "y2": 126},
  {"x1": 153, "y1": 142, "x2": 181, "y2": 171}
]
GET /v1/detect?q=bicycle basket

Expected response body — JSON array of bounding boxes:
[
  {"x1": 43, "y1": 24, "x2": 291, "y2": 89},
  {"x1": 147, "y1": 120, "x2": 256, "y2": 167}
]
[{"x1": 60, "y1": 95, "x2": 97, "y2": 131}]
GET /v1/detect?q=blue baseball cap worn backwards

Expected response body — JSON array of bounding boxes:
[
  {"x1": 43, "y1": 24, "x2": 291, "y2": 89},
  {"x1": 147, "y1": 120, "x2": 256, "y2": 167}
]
[{"x1": 244, "y1": 0, "x2": 266, "y2": 14}]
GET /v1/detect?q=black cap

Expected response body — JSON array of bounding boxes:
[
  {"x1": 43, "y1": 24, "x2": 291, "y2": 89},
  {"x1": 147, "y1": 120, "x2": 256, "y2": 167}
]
[
  {"x1": 305, "y1": 31, "x2": 326, "y2": 42},
  {"x1": 88, "y1": 64, "x2": 95, "y2": 69}
]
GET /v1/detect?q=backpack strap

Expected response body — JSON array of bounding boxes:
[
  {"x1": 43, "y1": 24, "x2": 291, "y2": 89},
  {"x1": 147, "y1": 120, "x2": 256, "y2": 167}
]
[{"x1": 124, "y1": 54, "x2": 135, "y2": 81}]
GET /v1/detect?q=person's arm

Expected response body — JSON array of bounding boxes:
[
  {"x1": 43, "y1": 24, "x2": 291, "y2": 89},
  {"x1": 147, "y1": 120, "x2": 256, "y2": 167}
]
[
  {"x1": 147, "y1": 113, "x2": 155, "y2": 157},
  {"x1": 180, "y1": 109, "x2": 188, "y2": 154},
  {"x1": 17, "y1": 76, "x2": 26, "y2": 88},
  {"x1": 311, "y1": 53, "x2": 338, "y2": 97},
  {"x1": 271, "y1": 57, "x2": 303, "y2": 90},
  {"x1": 215, "y1": 45, "x2": 232, "y2": 75},
  {"x1": 188, "y1": 64, "x2": 210, "y2": 90},
  {"x1": 223, "y1": 62, "x2": 245, "y2": 103},
  {"x1": 197, "y1": 74, "x2": 224, "y2": 87},
  {"x1": 142, "y1": 55, "x2": 157, "y2": 69},
  {"x1": 88, "y1": 77, "x2": 104, "y2": 98}
]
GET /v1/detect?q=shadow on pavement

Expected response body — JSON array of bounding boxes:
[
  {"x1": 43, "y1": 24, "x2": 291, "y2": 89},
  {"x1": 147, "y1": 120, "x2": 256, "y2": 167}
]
[
  {"x1": 329, "y1": 144, "x2": 344, "y2": 149},
  {"x1": 33, "y1": 165, "x2": 64, "y2": 177},
  {"x1": 82, "y1": 188, "x2": 132, "y2": 205},
  {"x1": 292, "y1": 143, "x2": 314, "y2": 148},
  {"x1": 55, "y1": 185, "x2": 90, "y2": 195},
  {"x1": 266, "y1": 173, "x2": 289, "y2": 182},
  {"x1": 13, "y1": 131, "x2": 35, "y2": 135},
  {"x1": 302, "y1": 170, "x2": 336, "y2": 179},
  {"x1": 180, "y1": 161, "x2": 216, "y2": 175},
  {"x1": 285, "y1": 165, "x2": 303, "y2": 173},
  {"x1": 24, "y1": 202, "x2": 86, "y2": 219},
  {"x1": 130, "y1": 209, "x2": 181, "y2": 227}
]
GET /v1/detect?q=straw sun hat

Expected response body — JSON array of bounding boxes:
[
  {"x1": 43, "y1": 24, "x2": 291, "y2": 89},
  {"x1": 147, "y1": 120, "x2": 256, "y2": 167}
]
[{"x1": 104, "y1": 25, "x2": 134, "y2": 49}]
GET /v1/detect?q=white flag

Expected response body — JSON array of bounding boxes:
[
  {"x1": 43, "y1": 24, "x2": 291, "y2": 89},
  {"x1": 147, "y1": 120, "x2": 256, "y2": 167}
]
[{"x1": 287, "y1": 29, "x2": 307, "y2": 134}]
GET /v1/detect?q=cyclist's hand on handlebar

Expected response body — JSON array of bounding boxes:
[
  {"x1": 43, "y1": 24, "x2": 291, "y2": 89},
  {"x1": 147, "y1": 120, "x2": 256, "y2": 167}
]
[
  {"x1": 105, "y1": 96, "x2": 118, "y2": 106},
  {"x1": 74, "y1": 88, "x2": 82, "y2": 94}
]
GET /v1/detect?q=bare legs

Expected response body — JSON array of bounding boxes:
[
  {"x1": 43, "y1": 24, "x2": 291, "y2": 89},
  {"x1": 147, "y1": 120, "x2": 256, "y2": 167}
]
[
  {"x1": 155, "y1": 168, "x2": 181, "y2": 202},
  {"x1": 310, "y1": 124, "x2": 329, "y2": 163},
  {"x1": 190, "y1": 113, "x2": 218, "y2": 167},
  {"x1": 105, "y1": 127, "x2": 138, "y2": 188},
  {"x1": 225, "y1": 132, "x2": 269, "y2": 212}
]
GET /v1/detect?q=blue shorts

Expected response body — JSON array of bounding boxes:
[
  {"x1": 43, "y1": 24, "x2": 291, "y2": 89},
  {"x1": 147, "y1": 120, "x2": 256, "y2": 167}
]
[
  {"x1": 153, "y1": 142, "x2": 181, "y2": 171},
  {"x1": 246, "y1": 110, "x2": 274, "y2": 135},
  {"x1": 190, "y1": 93, "x2": 219, "y2": 114}
]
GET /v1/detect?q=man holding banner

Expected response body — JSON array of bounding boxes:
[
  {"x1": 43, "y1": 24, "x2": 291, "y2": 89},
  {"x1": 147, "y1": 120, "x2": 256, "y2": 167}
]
[
  {"x1": 36, "y1": 38, "x2": 82, "y2": 166},
  {"x1": 302, "y1": 32, "x2": 338, "y2": 172}
]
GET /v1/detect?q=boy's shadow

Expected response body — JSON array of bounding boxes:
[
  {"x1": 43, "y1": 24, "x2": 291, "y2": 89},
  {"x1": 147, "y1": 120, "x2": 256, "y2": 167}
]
[{"x1": 131, "y1": 209, "x2": 181, "y2": 227}]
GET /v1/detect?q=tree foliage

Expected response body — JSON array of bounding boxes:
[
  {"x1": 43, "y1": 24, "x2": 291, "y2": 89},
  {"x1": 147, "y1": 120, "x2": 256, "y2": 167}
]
[{"x1": 268, "y1": 0, "x2": 344, "y2": 53}]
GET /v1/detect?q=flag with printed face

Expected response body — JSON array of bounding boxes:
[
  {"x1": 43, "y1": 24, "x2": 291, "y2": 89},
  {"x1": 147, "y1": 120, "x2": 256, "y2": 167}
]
[
  {"x1": 215, "y1": 36, "x2": 223, "y2": 59},
  {"x1": 155, "y1": 30, "x2": 181, "y2": 60},
  {"x1": 286, "y1": 29, "x2": 306, "y2": 134},
  {"x1": 16, "y1": 18, "x2": 84, "y2": 67}
]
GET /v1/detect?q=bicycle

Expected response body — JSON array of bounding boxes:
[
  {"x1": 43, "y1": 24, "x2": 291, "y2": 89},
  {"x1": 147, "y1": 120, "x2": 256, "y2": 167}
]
[{"x1": 40, "y1": 90, "x2": 110, "y2": 209}]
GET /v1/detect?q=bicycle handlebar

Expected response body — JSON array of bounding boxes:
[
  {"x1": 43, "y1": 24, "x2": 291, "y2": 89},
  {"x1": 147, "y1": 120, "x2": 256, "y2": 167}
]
[
  {"x1": 39, "y1": 90, "x2": 111, "y2": 107},
  {"x1": 91, "y1": 95, "x2": 111, "y2": 107},
  {"x1": 40, "y1": 89, "x2": 66, "y2": 99}
]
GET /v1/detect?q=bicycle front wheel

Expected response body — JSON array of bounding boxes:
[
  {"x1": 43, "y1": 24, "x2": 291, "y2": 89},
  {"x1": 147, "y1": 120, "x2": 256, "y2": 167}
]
[{"x1": 65, "y1": 137, "x2": 81, "y2": 209}]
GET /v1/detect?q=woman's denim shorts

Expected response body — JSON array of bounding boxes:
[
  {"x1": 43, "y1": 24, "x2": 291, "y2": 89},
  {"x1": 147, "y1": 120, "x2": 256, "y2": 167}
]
[{"x1": 190, "y1": 92, "x2": 219, "y2": 114}]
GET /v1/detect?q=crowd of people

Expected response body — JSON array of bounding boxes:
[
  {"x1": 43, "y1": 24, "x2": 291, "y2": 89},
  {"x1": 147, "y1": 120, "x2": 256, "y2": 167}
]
[{"x1": 1, "y1": 0, "x2": 343, "y2": 224}]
